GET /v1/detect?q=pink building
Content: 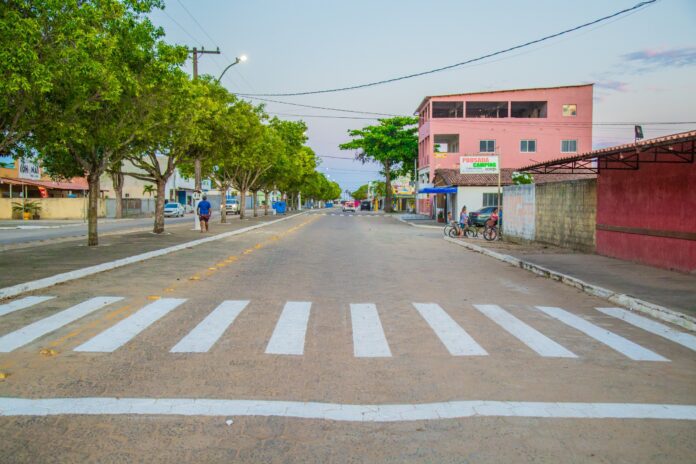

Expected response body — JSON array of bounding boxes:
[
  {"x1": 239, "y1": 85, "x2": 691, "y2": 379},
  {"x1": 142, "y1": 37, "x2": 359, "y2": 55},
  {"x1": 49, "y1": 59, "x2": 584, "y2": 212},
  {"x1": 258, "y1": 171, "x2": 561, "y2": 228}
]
[{"x1": 415, "y1": 84, "x2": 593, "y2": 215}]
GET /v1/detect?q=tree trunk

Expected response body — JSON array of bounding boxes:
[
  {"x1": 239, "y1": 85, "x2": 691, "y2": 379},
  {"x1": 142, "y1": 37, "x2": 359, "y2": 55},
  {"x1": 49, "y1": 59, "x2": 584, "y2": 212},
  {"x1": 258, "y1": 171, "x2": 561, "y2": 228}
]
[
  {"x1": 112, "y1": 171, "x2": 124, "y2": 219},
  {"x1": 264, "y1": 190, "x2": 270, "y2": 215},
  {"x1": 384, "y1": 161, "x2": 393, "y2": 213},
  {"x1": 252, "y1": 191, "x2": 258, "y2": 217},
  {"x1": 153, "y1": 179, "x2": 166, "y2": 234},
  {"x1": 87, "y1": 172, "x2": 100, "y2": 246},
  {"x1": 239, "y1": 188, "x2": 247, "y2": 219},
  {"x1": 220, "y1": 183, "x2": 228, "y2": 224}
]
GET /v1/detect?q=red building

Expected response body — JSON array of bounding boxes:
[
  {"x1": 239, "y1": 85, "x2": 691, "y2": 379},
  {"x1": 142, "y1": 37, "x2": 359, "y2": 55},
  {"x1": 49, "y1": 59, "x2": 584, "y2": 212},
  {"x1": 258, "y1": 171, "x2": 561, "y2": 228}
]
[{"x1": 523, "y1": 130, "x2": 696, "y2": 273}]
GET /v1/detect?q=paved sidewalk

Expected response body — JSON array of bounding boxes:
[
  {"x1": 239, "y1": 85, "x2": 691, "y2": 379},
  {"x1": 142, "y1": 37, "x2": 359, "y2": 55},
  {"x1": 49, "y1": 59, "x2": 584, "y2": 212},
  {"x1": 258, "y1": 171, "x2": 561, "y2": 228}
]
[
  {"x1": 0, "y1": 212, "x2": 298, "y2": 290},
  {"x1": 447, "y1": 236, "x2": 696, "y2": 317}
]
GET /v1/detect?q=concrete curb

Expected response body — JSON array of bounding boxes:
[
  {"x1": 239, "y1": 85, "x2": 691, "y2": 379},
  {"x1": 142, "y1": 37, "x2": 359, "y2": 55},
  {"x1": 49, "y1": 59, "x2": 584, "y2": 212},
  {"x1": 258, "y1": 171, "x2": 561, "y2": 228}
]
[
  {"x1": 444, "y1": 236, "x2": 696, "y2": 333},
  {"x1": 0, "y1": 213, "x2": 305, "y2": 301},
  {"x1": 396, "y1": 216, "x2": 443, "y2": 229}
]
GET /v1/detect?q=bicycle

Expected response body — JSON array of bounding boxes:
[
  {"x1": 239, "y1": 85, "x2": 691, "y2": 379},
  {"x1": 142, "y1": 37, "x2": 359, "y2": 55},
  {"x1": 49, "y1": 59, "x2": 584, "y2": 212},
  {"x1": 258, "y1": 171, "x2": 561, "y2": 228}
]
[
  {"x1": 483, "y1": 221, "x2": 501, "y2": 241},
  {"x1": 447, "y1": 220, "x2": 477, "y2": 238}
]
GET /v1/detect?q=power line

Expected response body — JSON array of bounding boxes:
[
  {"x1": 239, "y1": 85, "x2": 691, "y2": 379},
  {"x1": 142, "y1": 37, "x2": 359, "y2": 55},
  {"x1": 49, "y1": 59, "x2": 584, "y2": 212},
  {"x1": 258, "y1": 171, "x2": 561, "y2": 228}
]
[
  {"x1": 243, "y1": 96, "x2": 401, "y2": 117},
  {"x1": 267, "y1": 112, "x2": 379, "y2": 120},
  {"x1": 174, "y1": 0, "x2": 219, "y2": 46},
  {"x1": 237, "y1": 1, "x2": 656, "y2": 97},
  {"x1": 161, "y1": 9, "x2": 203, "y2": 44}
]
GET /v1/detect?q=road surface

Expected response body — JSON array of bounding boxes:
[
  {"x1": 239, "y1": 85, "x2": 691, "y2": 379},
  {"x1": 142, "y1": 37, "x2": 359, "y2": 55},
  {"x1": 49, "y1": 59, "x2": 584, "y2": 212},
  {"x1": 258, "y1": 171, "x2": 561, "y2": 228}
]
[{"x1": 0, "y1": 209, "x2": 694, "y2": 462}]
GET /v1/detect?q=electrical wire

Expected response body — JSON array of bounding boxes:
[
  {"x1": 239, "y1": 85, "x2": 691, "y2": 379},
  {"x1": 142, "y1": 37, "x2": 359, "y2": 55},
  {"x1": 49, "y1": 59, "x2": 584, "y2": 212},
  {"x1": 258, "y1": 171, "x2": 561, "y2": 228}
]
[
  {"x1": 174, "y1": 0, "x2": 219, "y2": 46},
  {"x1": 237, "y1": 0, "x2": 656, "y2": 97},
  {"x1": 243, "y1": 96, "x2": 402, "y2": 117}
]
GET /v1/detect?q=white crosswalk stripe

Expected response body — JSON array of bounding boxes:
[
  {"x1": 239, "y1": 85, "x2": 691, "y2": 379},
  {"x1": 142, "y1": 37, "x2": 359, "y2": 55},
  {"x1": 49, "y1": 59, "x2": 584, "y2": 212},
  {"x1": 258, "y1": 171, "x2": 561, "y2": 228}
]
[
  {"x1": 0, "y1": 296, "x2": 55, "y2": 318},
  {"x1": 0, "y1": 297, "x2": 122, "y2": 352},
  {"x1": 0, "y1": 297, "x2": 687, "y2": 362},
  {"x1": 413, "y1": 303, "x2": 487, "y2": 356},
  {"x1": 536, "y1": 306, "x2": 669, "y2": 362},
  {"x1": 474, "y1": 304, "x2": 577, "y2": 358},
  {"x1": 75, "y1": 298, "x2": 185, "y2": 352},
  {"x1": 265, "y1": 301, "x2": 312, "y2": 355},
  {"x1": 596, "y1": 307, "x2": 696, "y2": 352},
  {"x1": 351, "y1": 303, "x2": 392, "y2": 357},
  {"x1": 170, "y1": 300, "x2": 249, "y2": 353}
]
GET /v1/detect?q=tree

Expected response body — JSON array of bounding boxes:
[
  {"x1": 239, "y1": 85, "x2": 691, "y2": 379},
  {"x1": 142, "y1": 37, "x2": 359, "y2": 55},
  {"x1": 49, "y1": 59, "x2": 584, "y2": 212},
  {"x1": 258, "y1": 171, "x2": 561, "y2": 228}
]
[
  {"x1": 30, "y1": 0, "x2": 180, "y2": 245},
  {"x1": 351, "y1": 184, "x2": 368, "y2": 201},
  {"x1": 339, "y1": 116, "x2": 418, "y2": 213}
]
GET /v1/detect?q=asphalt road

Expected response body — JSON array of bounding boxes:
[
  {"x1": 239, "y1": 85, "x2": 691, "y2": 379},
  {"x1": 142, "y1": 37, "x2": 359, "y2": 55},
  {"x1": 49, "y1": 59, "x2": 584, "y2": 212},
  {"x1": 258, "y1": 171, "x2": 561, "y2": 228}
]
[{"x1": 0, "y1": 209, "x2": 694, "y2": 463}]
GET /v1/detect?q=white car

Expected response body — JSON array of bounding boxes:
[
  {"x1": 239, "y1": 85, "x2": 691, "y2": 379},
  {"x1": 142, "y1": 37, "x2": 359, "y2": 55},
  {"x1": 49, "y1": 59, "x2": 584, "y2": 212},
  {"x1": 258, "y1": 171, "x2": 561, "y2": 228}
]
[
  {"x1": 342, "y1": 202, "x2": 356, "y2": 213},
  {"x1": 163, "y1": 202, "x2": 185, "y2": 217}
]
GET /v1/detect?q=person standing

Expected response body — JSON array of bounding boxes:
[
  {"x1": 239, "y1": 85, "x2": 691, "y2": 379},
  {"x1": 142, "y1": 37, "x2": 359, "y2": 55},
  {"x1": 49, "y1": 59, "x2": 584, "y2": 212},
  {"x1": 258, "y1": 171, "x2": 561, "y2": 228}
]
[{"x1": 197, "y1": 195, "x2": 212, "y2": 233}]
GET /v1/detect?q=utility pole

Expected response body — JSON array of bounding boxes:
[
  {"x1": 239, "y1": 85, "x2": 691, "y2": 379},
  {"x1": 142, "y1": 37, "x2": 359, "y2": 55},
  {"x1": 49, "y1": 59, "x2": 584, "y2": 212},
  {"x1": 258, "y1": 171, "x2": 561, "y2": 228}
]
[{"x1": 188, "y1": 46, "x2": 220, "y2": 230}]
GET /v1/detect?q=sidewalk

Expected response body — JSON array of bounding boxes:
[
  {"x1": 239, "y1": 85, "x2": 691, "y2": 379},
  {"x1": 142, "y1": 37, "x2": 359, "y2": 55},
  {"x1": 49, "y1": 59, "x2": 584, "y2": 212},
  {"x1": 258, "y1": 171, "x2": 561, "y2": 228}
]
[
  {"x1": 444, "y1": 235, "x2": 696, "y2": 327},
  {"x1": 0, "y1": 212, "x2": 298, "y2": 291},
  {"x1": 398, "y1": 214, "x2": 443, "y2": 229},
  {"x1": 0, "y1": 218, "x2": 131, "y2": 229}
]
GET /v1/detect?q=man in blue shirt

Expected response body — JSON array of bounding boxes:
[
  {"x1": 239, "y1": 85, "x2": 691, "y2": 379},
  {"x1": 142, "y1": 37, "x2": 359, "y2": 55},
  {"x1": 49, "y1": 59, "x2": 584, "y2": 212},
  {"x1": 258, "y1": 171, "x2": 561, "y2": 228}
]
[{"x1": 197, "y1": 195, "x2": 212, "y2": 233}]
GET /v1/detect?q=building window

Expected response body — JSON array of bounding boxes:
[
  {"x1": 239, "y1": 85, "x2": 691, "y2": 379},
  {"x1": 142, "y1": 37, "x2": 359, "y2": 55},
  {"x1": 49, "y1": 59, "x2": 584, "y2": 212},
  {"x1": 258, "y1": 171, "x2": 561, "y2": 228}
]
[
  {"x1": 482, "y1": 193, "x2": 500, "y2": 207},
  {"x1": 562, "y1": 104, "x2": 577, "y2": 116},
  {"x1": 466, "y1": 101, "x2": 508, "y2": 118},
  {"x1": 479, "y1": 140, "x2": 495, "y2": 153},
  {"x1": 434, "y1": 134, "x2": 459, "y2": 153},
  {"x1": 520, "y1": 140, "x2": 536, "y2": 153},
  {"x1": 561, "y1": 140, "x2": 577, "y2": 153},
  {"x1": 432, "y1": 101, "x2": 463, "y2": 118},
  {"x1": 511, "y1": 101, "x2": 547, "y2": 118}
]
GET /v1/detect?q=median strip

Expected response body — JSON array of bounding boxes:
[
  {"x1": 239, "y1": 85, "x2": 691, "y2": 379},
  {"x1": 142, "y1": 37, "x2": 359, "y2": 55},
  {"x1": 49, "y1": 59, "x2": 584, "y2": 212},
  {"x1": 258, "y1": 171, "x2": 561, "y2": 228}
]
[{"x1": 0, "y1": 213, "x2": 305, "y2": 300}]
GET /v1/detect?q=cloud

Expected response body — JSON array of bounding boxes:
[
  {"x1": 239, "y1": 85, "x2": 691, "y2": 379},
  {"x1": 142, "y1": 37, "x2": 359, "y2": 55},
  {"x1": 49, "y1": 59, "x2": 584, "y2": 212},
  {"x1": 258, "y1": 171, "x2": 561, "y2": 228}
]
[
  {"x1": 622, "y1": 47, "x2": 696, "y2": 69},
  {"x1": 595, "y1": 80, "x2": 629, "y2": 92}
]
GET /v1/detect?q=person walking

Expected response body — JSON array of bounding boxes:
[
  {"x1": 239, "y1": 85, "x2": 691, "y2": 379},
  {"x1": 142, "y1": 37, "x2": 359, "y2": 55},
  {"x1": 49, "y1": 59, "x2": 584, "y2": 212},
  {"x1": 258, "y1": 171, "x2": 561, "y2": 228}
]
[
  {"x1": 197, "y1": 195, "x2": 212, "y2": 233},
  {"x1": 459, "y1": 206, "x2": 469, "y2": 237}
]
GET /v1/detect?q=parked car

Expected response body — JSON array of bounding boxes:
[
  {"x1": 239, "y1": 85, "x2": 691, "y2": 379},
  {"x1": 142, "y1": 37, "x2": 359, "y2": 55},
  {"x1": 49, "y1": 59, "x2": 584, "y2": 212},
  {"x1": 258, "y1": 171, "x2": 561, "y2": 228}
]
[
  {"x1": 163, "y1": 202, "x2": 185, "y2": 217},
  {"x1": 360, "y1": 200, "x2": 372, "y2": 211},
  {"x1": 224, "y1": 199, "x2": 240, "y2": 215},
  {"x1": 342, "y1": 201, "x2": 356, "y2": 213},
  {"x1": 469, "y1": 206, "x2": 502, "y2": 226}
]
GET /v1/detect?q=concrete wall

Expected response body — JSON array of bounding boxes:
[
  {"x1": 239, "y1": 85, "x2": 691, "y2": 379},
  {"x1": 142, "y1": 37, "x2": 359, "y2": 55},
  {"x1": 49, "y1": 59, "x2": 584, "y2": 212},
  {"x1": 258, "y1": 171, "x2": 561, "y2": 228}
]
[
  {"x1": 535, "y1": 179, "x2": 596, "y2": 252},
  {"x1": 0, "y1": 198, "x2": 106, "y2": 219},
  {"x1": 596, "y1": 161, "x2": 696, "y2": 273},
  {"x1": 502, "y1": 184, "x2": 535, "y2": 240}
]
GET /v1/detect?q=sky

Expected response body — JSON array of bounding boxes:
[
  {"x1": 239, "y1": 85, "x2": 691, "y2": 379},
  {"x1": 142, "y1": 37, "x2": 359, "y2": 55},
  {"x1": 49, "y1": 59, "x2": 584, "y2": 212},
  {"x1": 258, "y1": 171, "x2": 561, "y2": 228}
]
[{"x1": 149, "y1": 0, "x2": 696, "y2": 195}]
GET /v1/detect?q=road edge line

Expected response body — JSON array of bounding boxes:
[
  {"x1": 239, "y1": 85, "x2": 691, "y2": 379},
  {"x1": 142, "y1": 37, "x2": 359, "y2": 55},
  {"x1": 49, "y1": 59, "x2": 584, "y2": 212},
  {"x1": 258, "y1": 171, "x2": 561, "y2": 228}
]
[
  {"x1": 443, "y1": 236, "x2": 696, "y2": 333},
  {"x1": 0, "y1": 213, "x2": 305, "y2": 301}
]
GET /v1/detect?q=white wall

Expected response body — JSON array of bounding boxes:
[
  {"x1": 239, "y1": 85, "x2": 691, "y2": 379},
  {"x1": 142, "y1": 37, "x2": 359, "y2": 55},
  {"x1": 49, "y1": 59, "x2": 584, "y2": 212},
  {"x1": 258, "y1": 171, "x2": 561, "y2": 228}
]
[
  {"x1": 455, "y1": 186, "x2": 500, "y2": 216},
  {"x1": 502, "y1": 184, "x2": 535, "y2": 240}
]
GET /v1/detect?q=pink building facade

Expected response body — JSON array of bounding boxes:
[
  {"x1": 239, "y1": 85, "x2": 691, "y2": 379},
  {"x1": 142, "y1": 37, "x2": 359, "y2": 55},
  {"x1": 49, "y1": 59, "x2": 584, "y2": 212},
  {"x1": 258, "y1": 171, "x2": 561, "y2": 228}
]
[{"x1": 415, "y1": 84, "x2": 593, "y2": 215}]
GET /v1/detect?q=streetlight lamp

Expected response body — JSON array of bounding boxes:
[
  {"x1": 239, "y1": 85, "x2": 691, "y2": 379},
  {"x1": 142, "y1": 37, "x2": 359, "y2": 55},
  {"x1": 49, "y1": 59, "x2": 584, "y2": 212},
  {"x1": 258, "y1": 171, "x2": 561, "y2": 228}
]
[{"x1": 216, "y1": 54, "x2": 247, "y2": 83}]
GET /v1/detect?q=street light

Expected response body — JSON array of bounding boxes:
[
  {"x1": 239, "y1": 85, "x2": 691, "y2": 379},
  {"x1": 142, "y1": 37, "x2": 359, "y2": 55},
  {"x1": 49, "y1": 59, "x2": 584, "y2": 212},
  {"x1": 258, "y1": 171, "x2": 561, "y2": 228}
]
[{"x1": 216, "y1": 54, "x2": 248, "y2": 83}]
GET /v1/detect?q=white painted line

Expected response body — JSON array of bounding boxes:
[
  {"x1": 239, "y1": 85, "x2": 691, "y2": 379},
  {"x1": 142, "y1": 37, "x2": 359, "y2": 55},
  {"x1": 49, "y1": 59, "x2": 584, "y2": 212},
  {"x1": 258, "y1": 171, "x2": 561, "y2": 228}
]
[
  {"x1": 265, "y1": 301, "x2": 312, "y2": 355},
  {"x1": 443, "y1": 236, "x2": 696, "y2": 333},
  {"x1": 596, "y1": 307, "x2": 696, "y2": 352},
  {"x1": 1, "y1": 397, "x2": 695, "y2": 422},
  {"x1": 0, "y1": 296, "x2": 55, "y2": 317},
  {"x1": 0, "y1": 213, "x2": 305, "y2": 300},
  {"x1": 474, "y1": 304, "x2": 577, "y2": 358},
  {"x1": 412, "y1": 303, "x2": 487, "y2": 356},
  {"x1": 0, "y1": 297, "x2": 122, "y2": 352},
  {"x1": 351, "y1": 303, "x2": 392, "y2": 357},
  {"x1": 170, "y1": 300, "x2": 249, "y2": 353},
  {"x1": 536, "y1": 306, "x2": 669, "y2": 362},
  {"x1": 75, "y1": 298, "x2": 185, "y2": 352}
]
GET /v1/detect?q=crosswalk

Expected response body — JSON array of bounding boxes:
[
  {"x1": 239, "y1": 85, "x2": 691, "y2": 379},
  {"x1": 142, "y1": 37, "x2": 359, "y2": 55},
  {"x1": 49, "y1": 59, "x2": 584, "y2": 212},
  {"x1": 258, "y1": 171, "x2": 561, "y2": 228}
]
[
  {"x1": 312, "y1": 212, "x2": 386, "y2": 217},
  {"x1": 1, "y1": 295, "x2": 695, "y2": 362}
]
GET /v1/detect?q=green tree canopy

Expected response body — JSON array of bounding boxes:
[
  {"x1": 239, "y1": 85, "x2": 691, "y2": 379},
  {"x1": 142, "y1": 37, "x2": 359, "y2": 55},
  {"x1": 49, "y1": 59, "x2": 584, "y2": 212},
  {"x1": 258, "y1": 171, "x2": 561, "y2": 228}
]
[{"x1": 339, "y1": 116, "x2": 417, "y2": 212}]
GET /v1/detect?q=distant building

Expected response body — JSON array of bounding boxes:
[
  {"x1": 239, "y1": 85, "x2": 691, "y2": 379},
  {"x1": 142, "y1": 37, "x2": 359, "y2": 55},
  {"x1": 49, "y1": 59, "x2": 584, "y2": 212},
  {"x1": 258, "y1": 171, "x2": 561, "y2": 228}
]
[{"x1": 415, "y1": 84, "x2": 593, "y2": 217}]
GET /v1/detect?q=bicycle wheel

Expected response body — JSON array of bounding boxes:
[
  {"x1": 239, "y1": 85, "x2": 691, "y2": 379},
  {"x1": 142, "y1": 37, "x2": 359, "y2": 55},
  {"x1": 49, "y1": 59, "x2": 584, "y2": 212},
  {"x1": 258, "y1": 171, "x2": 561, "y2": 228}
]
[
  {"x1": 483, "y1": 226, "x2": 498, "y2": 241},
  {"x1": 464, "y1": 227, "x2": 477, "y2": 238},
  {"x1": 448, "y1": 227, "x2": 459, "y2": 238},
  {"x1": 443, "y1": 224, "x2": 452, "y2": 236}
]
